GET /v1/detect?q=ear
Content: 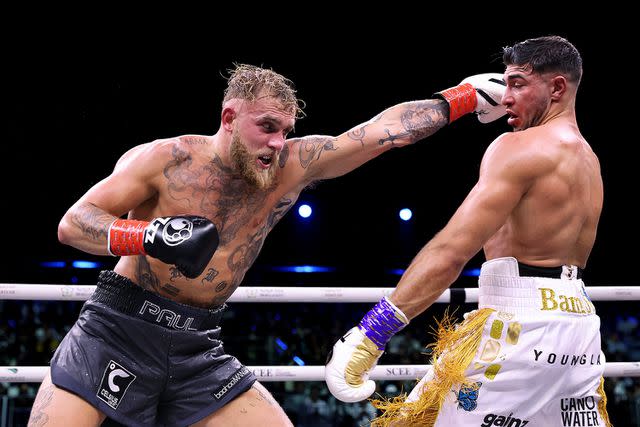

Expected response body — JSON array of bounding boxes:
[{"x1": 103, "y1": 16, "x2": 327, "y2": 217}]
[
  {"x1": 221, "y1": 107, "x2": 236, "y2": 132},
  {"x1": 550, "y1": 75, "x2": 567, "y2": 101}
]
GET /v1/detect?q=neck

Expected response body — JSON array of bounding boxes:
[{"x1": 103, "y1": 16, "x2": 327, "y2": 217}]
[
  {"x1": 210, "y1": 128, "x2": 263, "y2": 193},
  {"x1": 212, "y1": 127, "x2": 232, "y2": 165},
  {"x1": 540, "y1": 97, "x2": 577, "y2": 127}
]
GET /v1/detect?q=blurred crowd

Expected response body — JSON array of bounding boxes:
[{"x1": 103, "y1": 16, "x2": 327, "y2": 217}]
[{"x1": 1, "y1": 296, "x2": 639, "y2": 426}]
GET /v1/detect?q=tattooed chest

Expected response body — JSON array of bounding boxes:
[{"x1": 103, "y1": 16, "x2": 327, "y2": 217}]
[
  {"x1": 161, "y1": 191, "x2": 267, "y2": 247},
  {"x1": 223, "y1": 196, "x2": 295, "y2": 286},
  {"x1": 162, "y1": 161, "x2": 271, "y2": 244},
  {"x1": 160, "y1": 148, "x2": 297, "y2": 301},
  {"x1": 131, "y1": 196, "x2": 296, "y2": 307},
  {"x1": 212, "y1": 194, "x2": 271, "y2": 245}
]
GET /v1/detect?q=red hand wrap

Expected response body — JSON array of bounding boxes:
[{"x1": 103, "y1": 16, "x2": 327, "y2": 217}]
[
  {"x1": 438, "y1": 83, "x2": 477, "y2": 123},
  {"x1": 108, "y1": 219, "x2": 149, "y2": 256}
]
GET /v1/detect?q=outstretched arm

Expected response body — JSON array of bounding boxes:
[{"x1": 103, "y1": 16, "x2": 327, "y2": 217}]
[
  {"x1": 325, "y1": 132, "x2": 551, "y2": 402},
  {"x1": 287, "y1": 73, "x2": 506, "y2": 184},
  {"x1": 389, "y1": 133, "x2": 551, "y2": 317},
  {"x1": 287, "y1": 99, "x2": 448, "y2": 183}
]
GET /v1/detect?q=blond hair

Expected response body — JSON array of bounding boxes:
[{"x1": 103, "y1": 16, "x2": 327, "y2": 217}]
[{"x1": 223, "y1": 64, "x2": 305, "y2": 118}]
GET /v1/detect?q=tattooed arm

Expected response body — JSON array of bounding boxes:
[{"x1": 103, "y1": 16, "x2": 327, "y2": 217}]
[
  {"x1": 286, "y1": 100, "x2": 449, "y2": 183},
  {"x1": 57, "y1": 141, "x2": 169, "y2": 254}
]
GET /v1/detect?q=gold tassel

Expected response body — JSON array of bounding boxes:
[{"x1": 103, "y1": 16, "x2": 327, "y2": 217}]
[
  {"x1": 596, "y1": 376, "x2": 612, "y2": 427},
  {"x1": 370, "y1": 308, "x2": 494, "y2": 427}
]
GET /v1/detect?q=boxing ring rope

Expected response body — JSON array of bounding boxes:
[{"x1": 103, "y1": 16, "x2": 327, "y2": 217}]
[
  {"x1": 2, "y1": 363, "x2": 639, "y2": 383},
  {"x1": 2, "y1": 283, "x2": 639, "y2": 382},
  {"x1": 1, "y1": 284, "x2": 639, "y2": 302}
]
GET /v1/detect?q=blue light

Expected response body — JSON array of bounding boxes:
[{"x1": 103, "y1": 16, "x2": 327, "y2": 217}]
[
  {"x1": 72, "y1": 260, "x2": 100, "y2": 269},
  {"x1": 387, "y1": 268, "x2": 406, "y2": 276},
  {"x1": 298, "y1": 204, "x2": 312, "y2": 218},
  {"x1": 462, "y1": 268, "x2": 481, "y2": 277},
  {"x1": 40, "y1": 261, "x2": 66, "y2": 268},
  {"x1": 399, "y1": 208, "x2": 413, "y2": 221},
  {"x1": 275, "y1": 338, "x2": 288, "y2": 351},
  {"x1": 293, "y1": 356, "x2": 306, "y2": 366},
  {"x1": 271, "y1": 265, "x2": 336, "y2": 273},
  {"x1": 293, "y1": 266, "x2": 324, "y2": 273}
]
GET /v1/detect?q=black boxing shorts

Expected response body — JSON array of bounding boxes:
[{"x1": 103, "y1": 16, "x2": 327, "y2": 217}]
[{"x1": 50, "y1": 270, "x2": 256, "y2": 427}]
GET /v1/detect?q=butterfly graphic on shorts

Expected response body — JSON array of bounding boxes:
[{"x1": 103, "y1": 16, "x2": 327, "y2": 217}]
[{"x1": 456, "y1": 381, "x2": 482, "y2": 411}]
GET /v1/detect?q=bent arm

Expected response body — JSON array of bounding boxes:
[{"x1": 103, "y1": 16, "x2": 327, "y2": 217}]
[
  {"x1": 58, "y1": 143, "x2": 161, "y2": 255},
  {"x1": 287, "y1": 99, "x2": 449, "y2": 183},
  {"x1": 389, "y1": 135, "x2": 543, "y2": 319}
]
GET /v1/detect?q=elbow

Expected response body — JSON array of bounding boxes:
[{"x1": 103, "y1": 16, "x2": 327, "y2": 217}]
[
  {"x1": 450, "y1": 253, "x2": 470, "y2": 274},
  {"x1": 439, "y1": 260, "x2": 465, "y2": 285},
  {"x1": 438, "y1": 248, "x2": 470, "y2": 281},
  {"x1": 57, "y1": 214, "x2": 74, "y2": 246}
]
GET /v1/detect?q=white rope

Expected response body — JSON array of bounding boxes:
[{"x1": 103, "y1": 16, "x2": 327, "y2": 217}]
[
  {"x1": 1, "y1": 283, "x2": 639, "y2": 302},
  {"x1": 2, "y1": 362, "x2": 638, "y2": 383}
]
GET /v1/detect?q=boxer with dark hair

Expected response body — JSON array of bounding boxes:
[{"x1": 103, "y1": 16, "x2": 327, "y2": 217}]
[{"x1": 327, "y1": 36, "x2": 611, "y2": 426}]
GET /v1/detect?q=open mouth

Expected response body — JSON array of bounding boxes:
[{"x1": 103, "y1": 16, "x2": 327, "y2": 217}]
[{"x1": 257, "y1": 154, "x2": 273, "y2": 168}]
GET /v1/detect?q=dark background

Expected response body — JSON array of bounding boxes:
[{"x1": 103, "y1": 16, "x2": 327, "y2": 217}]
[
  {"x1": 1, "y1": 17, "x2": 639, "y2": 427},
  {"x1": 2, "y1": 20, "x2": 636, "y2": 288}
]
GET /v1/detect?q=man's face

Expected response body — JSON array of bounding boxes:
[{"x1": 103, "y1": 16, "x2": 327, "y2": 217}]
[
  {"x1": 502, "y1": 65, "x2": 553, "y2": 131},
  {"x1": 230, "y1": 98, "x2": 295, "y2": 189}
]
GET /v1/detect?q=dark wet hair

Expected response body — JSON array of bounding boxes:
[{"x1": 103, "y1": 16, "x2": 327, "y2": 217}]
[{"x1": 503, "y1": 36, "x2": 583, "y2": 84}]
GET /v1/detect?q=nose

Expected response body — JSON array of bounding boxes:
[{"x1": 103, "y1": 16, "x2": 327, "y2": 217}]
[
  {"x1": 268, "y1": 134, "x2": 286, "y2": 152},
  {"x1": 501, "y1": 89, "x2": 513, "y2": 107}
]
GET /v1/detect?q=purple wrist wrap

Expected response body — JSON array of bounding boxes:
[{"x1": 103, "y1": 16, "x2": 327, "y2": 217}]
[{"x1": 358, "y1": 297, "x2": 408, "y2": 350}]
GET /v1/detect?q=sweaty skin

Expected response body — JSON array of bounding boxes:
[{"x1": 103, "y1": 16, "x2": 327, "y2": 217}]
[
  {"x1": 483, "y1": 66, "x2": 602, "y2": 266},
  {"x1": 59, "y1": 97, "x2": 449, "y2": 308},
  {"x1": 390, "y1": 65, "x2": 603, "y2": 319},
  {"x1": 482, "y1": 120, "x2": 602, "y2": 266}
]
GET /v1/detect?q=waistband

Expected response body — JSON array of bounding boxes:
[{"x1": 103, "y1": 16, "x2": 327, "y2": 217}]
[
  {"x1": 90, "y1": 270, "x2": 226, "y2": 331},
  {"x1": 478, "y1": 257, "x2": 595, "y2": 316},
  {"x1": 517, "y1": 262, "x2": 583, "y2": 280}
]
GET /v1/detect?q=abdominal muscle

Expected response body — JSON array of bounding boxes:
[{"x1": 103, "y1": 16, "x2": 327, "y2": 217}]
[{"x1": 114, "y1": 251, "x2": 241, "y2": 308}]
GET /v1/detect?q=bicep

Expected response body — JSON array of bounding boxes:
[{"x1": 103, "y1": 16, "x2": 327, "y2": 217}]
[
  {"x1": 438, "y1": 170, "x2": 526, "y2": 258},
  {"x1": 76, "y1": 171, "x2": 155, "y2": 217},
  {"x1": 74, "y1": 146, "x2": 159, "y2": 217},
  {"x1": 439, "y1": 135, "x2": 550, "y2": 257},
  {"x1": 283, "y1": 130, "x2": 391, "y2": 184},
  {"x1": 286, "y1": 135, "x2": 341, "y2": 174},
  {"x1": 284, "y1": 100, "x2": 448, "y2": 183}
]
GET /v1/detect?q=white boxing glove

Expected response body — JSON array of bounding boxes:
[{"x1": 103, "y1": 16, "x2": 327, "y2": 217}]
[
  {"x1": 325, "y1": 327, "x2": 382, "y2": 403},
  {"x1": 325, "y1": 297, "x2": 409, "y2": 403},
  {"x1": 436, "y1": 73, "x2": 507, "y2": 123}
]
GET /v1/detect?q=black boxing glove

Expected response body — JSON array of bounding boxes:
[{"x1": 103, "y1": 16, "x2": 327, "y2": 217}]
[{"x1": 108, "y1": 216, "x2": 219, "y2": 279}]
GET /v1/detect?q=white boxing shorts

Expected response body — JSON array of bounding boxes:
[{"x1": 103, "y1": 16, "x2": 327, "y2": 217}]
[{"x1": 378, "y1": 257, "x2": 611, "y2": 427}]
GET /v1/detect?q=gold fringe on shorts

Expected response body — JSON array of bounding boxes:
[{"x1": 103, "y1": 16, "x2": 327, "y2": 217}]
[
  {"x1": 596, "y1": 376, "x2": 612, "y2": 427},
  {"x1": 370, "y1": 308, "x2": 495, "y2": 427}
]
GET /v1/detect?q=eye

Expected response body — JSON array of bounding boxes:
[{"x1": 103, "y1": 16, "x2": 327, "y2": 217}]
[{"x1": 262, "y1": 123, "x2": 275, "y2": 132}]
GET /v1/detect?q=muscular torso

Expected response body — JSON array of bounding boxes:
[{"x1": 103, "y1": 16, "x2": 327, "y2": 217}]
[
  {"x1": 483, "y1": 123, "x2": 603, "y2": 267},
  {"x1": 114, "y1": 136, "x2": 303, "y2": 307}
]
